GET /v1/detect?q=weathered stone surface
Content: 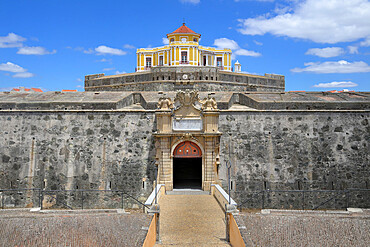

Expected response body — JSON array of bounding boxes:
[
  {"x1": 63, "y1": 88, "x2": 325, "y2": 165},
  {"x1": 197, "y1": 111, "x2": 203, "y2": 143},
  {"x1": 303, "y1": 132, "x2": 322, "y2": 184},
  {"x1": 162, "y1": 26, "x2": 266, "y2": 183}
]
[
  {"x1": 218, "y1": 111, "x2": 370, "y2": 209},
  {"x1": 0, "y1": 96, "x2": 369, "y2": 209},
  {"x1": 0, "y1": 111, "x2": 156, "y2": 208},
  {"x1": 84, "y1": 66, "x2": 285, "y2": 92},
  {"x1": 1, "y1": 91, "x2": 369, "y2": 111}
]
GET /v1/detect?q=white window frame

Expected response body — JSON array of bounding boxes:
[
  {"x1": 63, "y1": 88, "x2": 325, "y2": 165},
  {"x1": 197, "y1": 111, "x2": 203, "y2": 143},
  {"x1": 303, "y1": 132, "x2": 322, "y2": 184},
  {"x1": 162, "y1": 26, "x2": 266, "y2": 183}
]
[
  {"x1": 181, "y1": 51, "x2": 188, "y2": 63},
  {"x1": 146, "y1": 57, "x2": 152, "y2": 67}
]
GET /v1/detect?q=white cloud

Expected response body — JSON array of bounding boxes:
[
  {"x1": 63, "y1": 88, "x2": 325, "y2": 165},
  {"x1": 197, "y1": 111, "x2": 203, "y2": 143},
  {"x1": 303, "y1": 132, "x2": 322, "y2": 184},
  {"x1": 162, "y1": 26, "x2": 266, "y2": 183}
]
[
  {"x1": 214, "y1": 38, "x2": 240, "y2": 50},
  {"x1": 0, "y1": 87, "x2": 14, "y2": 92},
  {"x1": 291, "y1": 60, "x2": 370, "y2": 73},
  {"x1": 123, "y1": 44, "x2": 135, "y2": 49},
  {"x1": 235, "y1": 0, "x2": 274, "y2": 2},
  {"x1": 0, "y1": 62, "x2": 27, "y2": 73},
  {"x1": 253, "y1": 40, "x2": 263, "y2": 46},
  {"x1": 214, "y1": 38, "x2": 261, "y2": 58},
  {"x1": 360, "y1": 37, "x2": 370, "y2": 46},
  {"x1": 348, "y1": 46, "x2": 359, "y2": 54},
  {"x1": 95, "y1": 45, "x2": 127, "y2": 55},
  {"x1": 180, "y1": 0, "x2": 200, "y2": 4},
  {"x1": 17, "y1": 46, "x2": 56, "y2": 55},
  {"x1": 305, "y1": 47, "x2": 344, "y2": 58},
  {"x1": 12, "y1": 72, "x2": 34, "y2": 78},
  {"x1": 76, "y1": 85, "x2": 83, "y2": 88},
  {"x1": 234, "y1": 49, "x2": 261, "y2": 57},
  {"x1": 238, "y1": 0, "x2": 370, "y2": 44},
  {"x1": 162, "y1": 38, "x2": 169, "y2": 45},
  {"x1": 76, "y1": 78, "x2": 82, "y2": 82},
  {"x1": 115, "y1": 70, "x2": 126, "y2": 75},
  {"x1": 96, "y1": 58, "x2": 112, "y2": 63},
  {"x1": 313, "y1": 81, "x2": 358, "y2": 88},
  {"x1": 103, "y1": 67, "x2": 115, "y2": 71},
  {"x1": 83, "y1": 48, "x2": 94, "y2": 54},
  {"x1": 0, "y1": 33, "x2": 26, "y2": 48},
  {"x1": 0, "y1": 62, "x2": 34, "y2": 78}
]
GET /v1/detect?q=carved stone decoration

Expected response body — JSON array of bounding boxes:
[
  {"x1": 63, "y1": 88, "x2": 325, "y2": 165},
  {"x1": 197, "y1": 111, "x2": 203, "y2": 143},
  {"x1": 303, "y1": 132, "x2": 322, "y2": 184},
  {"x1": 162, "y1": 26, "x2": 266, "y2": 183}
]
[
  {"x1": 182, "y1": 132, "x2": 193, "y2": 140},
  {"x1": 157, "y1": 97, "x2": 174, "y2": 110},
  {"x1": 200, "y1": 94, "x2": 218, "y2": 111},
  {"x1": 173, "y1": 133, "x2": 200, "y2": 145},
  {"x1": 174, "y1": 89, "x2": 200, "y2": 109}
]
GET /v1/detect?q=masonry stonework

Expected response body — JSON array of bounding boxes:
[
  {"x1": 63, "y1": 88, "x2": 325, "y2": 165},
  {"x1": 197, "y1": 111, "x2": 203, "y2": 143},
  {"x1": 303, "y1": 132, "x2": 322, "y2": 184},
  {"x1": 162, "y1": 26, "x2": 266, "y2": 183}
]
[
  {"x1": 1, "y1": 105, "x2": 369, "y2": 209},
  {"x1": 0, "y1": 111, "x2": 156, "y2": 208},
  {"x1": 219, "y1": 111, "x2": 369, "y2": 208}
]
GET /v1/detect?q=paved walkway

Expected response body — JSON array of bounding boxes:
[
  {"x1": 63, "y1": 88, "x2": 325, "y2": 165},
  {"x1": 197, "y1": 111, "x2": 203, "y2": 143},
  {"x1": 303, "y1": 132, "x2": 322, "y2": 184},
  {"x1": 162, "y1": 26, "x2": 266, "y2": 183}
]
[{"x1": 155, "y1": 194, "x2": 230, "y2": 247}]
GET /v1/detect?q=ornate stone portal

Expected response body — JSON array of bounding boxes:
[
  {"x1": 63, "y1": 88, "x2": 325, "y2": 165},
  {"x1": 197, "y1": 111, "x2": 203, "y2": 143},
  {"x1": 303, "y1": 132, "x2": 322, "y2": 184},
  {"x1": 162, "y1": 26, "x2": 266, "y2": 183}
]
[{"x1": 155, "y1": 90, "x2": 221, "y2": 191}]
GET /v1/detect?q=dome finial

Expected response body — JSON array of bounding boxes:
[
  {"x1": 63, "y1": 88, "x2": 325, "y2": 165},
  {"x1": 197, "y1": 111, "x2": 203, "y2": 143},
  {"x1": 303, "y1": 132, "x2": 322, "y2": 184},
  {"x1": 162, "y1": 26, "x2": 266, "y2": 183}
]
[{"x1": 183, "y1": 18, "x2": 186, "y2": 26}]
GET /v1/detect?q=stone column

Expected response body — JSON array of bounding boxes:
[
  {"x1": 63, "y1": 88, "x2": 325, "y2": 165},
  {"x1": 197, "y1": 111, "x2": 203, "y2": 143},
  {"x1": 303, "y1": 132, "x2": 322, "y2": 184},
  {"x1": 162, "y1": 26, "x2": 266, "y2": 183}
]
[
  {"x1": 155, "y1": 98, "x2": 174, "y2": 190},
  {"x1": 203, "y1": 137, "x2": 214, "y2": 190},
  {"x1": 202, "y1": 106, "x2": 220, "y2": 190},
  {"x1": 158, "y1": 137, "x2": 172, "y2": 190}
]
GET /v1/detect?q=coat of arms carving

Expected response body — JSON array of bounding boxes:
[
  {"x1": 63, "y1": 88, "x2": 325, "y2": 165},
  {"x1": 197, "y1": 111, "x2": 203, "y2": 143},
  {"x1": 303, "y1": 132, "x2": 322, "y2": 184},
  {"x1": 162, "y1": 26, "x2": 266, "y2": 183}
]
[{"x1": 174, "y1": 89, "x2": 200, "y2": 109}]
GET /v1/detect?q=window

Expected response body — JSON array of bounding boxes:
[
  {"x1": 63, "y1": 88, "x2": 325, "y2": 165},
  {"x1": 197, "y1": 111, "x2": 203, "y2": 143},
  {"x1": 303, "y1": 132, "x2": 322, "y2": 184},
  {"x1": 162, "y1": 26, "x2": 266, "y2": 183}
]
[
  {"x1": 159, "y1": 56, "x2": 164, "y2": 66},
  {"x1": 193, "y1": 38, "x2": 197, "y2": 42},
  {"x1": 203, "y1": 56, "x2": 207, "y2": 66},
  {"x1": 170, "y1": 38, "x2": 174, "y2": 43},
  {"x1": 181, "y1": 51, "x2": 188, "y2": 63},
  {"x1": 146, "y1": 57, "x2": 151, "y2": 68},
  {"x1": 216, "y1": 57, "x2": 222, "y2": 66}
]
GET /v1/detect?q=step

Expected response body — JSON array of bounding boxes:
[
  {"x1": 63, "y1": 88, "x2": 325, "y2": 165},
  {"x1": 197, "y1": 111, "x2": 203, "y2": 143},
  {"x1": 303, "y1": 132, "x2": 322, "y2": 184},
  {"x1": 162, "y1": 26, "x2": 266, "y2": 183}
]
[{"x1": 166, "y1": 189, "x2": 210, "y2": 195}]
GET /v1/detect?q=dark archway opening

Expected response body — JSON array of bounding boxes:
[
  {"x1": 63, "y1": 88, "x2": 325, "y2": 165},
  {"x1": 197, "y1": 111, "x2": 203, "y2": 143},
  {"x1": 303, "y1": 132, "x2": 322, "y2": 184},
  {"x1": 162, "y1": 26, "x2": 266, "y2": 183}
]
[{"x1": 173, "y1": 157, "x2": 202, "y2": 189}]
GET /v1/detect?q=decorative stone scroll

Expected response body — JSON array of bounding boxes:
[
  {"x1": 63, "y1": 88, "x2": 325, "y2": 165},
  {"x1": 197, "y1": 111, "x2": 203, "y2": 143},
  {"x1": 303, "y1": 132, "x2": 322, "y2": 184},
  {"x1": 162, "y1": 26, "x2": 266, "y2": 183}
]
[
  {"x1": 157, "y1": 97, "x2": 174, "y2": 110},
  {"x1": 200, "y1": 94, "x2": 217, "y2": 111}
]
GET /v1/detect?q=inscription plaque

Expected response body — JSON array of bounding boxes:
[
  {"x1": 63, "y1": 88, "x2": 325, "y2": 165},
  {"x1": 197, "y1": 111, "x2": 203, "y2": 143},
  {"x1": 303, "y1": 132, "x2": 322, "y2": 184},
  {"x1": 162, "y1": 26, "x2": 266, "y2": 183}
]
[{"x1": 173, "y1": 118, "x2": 202, "y2": 131}]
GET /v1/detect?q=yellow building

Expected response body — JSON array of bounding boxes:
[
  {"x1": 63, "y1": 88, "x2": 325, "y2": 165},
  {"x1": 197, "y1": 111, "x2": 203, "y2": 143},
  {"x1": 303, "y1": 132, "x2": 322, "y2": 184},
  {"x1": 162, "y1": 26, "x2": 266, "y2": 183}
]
[{"x1": 136, "y1": 23, "x2": 232, "y2": 72}]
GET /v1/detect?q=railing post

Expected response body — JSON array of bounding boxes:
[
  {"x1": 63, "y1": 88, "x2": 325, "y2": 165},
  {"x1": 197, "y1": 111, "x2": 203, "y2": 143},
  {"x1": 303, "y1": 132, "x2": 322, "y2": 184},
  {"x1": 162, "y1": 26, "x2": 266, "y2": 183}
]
[
  {"x1": 81, "y1": 191, "x2": 84, "y2": 210},
  {"x1": 302, "y1": 191, "x2": 305, "y2": 210},
  {"x1": 155, "y1": 180, "x2": 157, "y2": 205},
  {"x1": 262, "y1": 190, "x2": 265, "y2": 209},
  {"x1": 1, "y1": 191, "x2": 4, "y2": 209},
  {"x1": 40, "y1": 190, "x2": 43, "y2": 210},
  {"x1": 225, "y1": 204, "x2": 229, "y2": 242},
  {"x1": 121, "y1": 192, "x2": 124, "y2": 209},
  {"x1": 346, "y1": 190, "x2": 350, "y2": 208},
  {"x1": 38, "y1": 189, "x2": 42, "y2": 208}
]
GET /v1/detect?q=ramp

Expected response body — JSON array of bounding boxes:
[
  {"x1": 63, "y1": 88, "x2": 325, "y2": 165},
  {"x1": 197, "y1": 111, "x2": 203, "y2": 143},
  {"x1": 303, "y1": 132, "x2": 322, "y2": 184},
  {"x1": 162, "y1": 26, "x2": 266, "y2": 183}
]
[{"x1": 155, "y1": 194, "x2": 230, "y2": 246}]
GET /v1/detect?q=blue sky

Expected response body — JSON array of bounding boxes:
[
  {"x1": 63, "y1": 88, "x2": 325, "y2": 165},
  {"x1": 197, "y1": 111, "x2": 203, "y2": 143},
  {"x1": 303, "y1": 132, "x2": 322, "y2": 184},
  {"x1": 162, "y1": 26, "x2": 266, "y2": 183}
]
[{"x1": 0, "y1": 0, "x2": 369, "y2": 92}]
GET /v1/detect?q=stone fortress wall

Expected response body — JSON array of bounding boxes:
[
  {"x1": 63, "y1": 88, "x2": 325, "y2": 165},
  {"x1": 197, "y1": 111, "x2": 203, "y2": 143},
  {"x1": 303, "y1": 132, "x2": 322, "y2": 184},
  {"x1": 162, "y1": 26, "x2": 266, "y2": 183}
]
[
  {"x1": 0, "y1": 90, "x2": 369, "y2": 209},
  {"x1": 219, "y1": 111, "x2": 369, "y2": 209},
  {"x1": 84, "y1": 66, "x2": 285, "y2": 92},
  {"x1": 0, "y1": 111, "x2": 156, "y2": 208}
]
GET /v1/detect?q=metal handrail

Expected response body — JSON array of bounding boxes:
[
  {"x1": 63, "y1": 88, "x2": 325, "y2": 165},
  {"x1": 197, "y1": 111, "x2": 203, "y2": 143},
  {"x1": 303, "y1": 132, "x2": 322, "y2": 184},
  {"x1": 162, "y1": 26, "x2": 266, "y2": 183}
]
[
  {"x1": 237, "y1": 188, "x2": 370, "y2": 210},
  {"x1": 0, "y1": 188, "x2": 149, "y2": 210}
]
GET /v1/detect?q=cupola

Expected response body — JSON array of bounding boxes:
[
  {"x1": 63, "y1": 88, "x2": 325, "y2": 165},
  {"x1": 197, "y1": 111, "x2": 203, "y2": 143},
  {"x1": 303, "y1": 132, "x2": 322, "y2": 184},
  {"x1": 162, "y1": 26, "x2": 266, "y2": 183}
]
[{"x1": 167, "y1": 23, "x2": 201, "y2": 44}]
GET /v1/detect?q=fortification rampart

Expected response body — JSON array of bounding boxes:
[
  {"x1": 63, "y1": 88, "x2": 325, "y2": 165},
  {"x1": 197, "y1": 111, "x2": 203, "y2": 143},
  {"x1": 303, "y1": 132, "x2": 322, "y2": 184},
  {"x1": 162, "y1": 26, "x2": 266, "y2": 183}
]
[
  {"x1": 0, "y1": 108, "x2": 368, "y2": 209},
  {"x1": 219, "y1": 111, "x2": 370, "y2": 209},
  {"x1": 84, "y1": 66, "x2": 285, "y2": 92}
]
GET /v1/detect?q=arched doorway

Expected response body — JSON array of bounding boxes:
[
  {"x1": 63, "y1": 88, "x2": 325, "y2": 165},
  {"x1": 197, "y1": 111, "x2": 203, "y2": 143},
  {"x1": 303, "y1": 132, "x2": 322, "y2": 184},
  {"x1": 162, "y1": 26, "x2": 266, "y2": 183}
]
[{"x1": 173, "y1": 141, "x2": 202, "y2": 189}]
